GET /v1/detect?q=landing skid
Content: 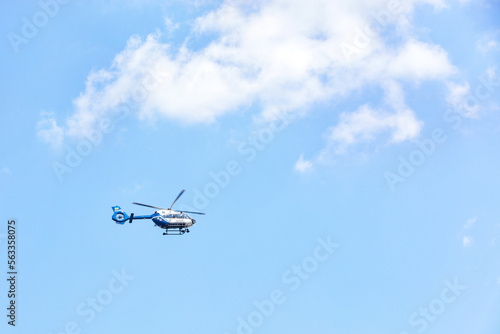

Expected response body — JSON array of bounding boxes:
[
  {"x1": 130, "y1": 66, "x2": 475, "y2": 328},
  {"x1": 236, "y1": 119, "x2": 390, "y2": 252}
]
[{"x1": 163, "y1": 228, "x2": 190, "y2": 235}]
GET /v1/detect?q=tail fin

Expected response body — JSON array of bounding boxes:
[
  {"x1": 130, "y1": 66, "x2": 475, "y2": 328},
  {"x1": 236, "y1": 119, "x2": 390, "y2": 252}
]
[{"x1": 111, "y1": 206, "x2": 130, "y2": 224}]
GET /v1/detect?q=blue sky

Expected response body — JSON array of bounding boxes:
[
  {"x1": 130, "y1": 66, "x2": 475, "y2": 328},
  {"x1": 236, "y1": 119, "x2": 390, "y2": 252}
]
[{"x1": 1, "y1": 0, "x2": 500, "y2": 333}]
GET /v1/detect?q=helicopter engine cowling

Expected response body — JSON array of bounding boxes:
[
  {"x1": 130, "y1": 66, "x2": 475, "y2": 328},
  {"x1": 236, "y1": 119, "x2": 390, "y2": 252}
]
[{"x1": 111, "y1": 206, "x2": 130, "y2": 224}]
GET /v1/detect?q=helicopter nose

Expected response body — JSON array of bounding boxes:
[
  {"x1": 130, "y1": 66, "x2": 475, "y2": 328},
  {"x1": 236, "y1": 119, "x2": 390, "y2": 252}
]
[{"x1": 192, "y1": 219, "x2": 196, "y2": 224}]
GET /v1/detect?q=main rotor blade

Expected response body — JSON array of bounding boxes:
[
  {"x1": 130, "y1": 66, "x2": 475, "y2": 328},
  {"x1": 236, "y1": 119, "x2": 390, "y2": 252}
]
[
  {"x1": 169, "y1": 189, "x2": 185, "y2": 210},
  {"x1": 132, "y1": 202, "x2": 167, "y2": 210},
  {"x1": 178, "y1": 210, "x2": 206, "y2": 215}
]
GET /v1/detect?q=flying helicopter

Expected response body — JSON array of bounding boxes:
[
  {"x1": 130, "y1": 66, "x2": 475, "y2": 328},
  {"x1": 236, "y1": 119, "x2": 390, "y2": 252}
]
[{"x1": 111, "y1": 190, "x2": 205, "y2": 235}]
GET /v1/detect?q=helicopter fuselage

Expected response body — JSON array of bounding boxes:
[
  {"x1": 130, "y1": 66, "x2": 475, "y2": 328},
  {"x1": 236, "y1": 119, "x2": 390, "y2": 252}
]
[{"x1": 151, "y1": 210, "x2": 195, "y2": 230}]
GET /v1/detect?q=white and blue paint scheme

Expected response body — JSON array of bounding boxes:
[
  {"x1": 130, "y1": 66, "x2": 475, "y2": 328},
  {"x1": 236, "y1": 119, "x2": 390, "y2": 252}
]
[{"x1": 112, "y1": 190, "x2": 205, "y2": 235}]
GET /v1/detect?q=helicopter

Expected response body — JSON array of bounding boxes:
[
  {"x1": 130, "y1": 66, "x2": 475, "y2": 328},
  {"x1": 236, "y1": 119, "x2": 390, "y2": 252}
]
[{"x1": 111, "y1": 190, "x2": 205, "y2": 235}]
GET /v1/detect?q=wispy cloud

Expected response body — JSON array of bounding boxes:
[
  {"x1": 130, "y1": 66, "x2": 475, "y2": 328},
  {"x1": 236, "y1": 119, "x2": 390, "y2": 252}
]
[
  {"x1": 446, "y1": 81, "x2": 480, "y2": 118},
  {"x1": 36, "y1": 111, "x2": 65, "y2": 150},
  {"x1": 322, "y1": 104, "x2": 422, "y2": 154},
  {"x1": 462, "y1": 236, "x2": 473, "y2": 247},
  {"x1": 164, "y1": 17, "x2": 180, "y2": 34},
  {"x1": 121, "y1": 183, "x2": 145, "y2": 196},
  {"x1": 477, "y1": 30, "x2": 500, "y2": 54},
  {"x1": 460, "y1": 216, "x2": 477, "y2": 248},
  {"x1": 312, "y1": 81, "x2": 423, "y2": 164},
  {"x1": 294, "y1": 154, "x2": 313, "y2": 173},
  {"x1": 464, "y1": 216, "x2": 477, "y2": 229}
]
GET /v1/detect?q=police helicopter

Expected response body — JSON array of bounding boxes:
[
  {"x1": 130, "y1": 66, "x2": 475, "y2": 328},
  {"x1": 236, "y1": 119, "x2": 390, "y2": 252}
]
[{"x1": 111, "y1": 190, "x2": 205, "y2": 235}]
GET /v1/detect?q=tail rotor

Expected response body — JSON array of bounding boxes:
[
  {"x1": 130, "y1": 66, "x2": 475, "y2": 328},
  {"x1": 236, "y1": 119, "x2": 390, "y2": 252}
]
[{"x1": 111, "y1": 206, "x2": 130, "y2": 224}]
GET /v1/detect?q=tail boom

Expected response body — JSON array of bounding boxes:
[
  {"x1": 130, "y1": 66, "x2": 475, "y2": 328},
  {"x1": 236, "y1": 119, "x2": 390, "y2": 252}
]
[{"x1": 111, "y1": 206, "x2": 154, "y2": 224}]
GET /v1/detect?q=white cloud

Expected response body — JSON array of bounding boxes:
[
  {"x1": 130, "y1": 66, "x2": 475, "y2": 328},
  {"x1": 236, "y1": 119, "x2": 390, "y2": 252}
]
[
  {"x1": 2, "y1": 167, "x2": 11, "y2": 175},
  {"x1": 464, "y1": 216, "x2": 477, "y2": 229},
  {"x1": 121, "y1": 183, "x2": 145, "y2": 196},
  {"x1": 294, "y1": 154, "x2": 313, "y2": 173},
  {"x1": 38, "y1": 0, "x2": 465, "y2": 151},
  {"x1": 36, "y1": 111, "x2": 65, "y2": 150},
  {"x1": 477, "y1": 30, "x2": 500, "y2": 54},
  {"x1": 460, "y1": 217, "x2": 477, "y2": 248},
  {"x1": 164, "y1": 17, "x2": 180, "y2": 34},
  {"x1": 486, "y1": 67, "x2": 497, "y2": 80},
  {"x1": 386, "y1": 39, "x2": 456, "y2": 81},
  {"x1": 446, "y1": 81, "x2": 480, "y2": 118},
  {"x1": 463, "y1": 236, "x2": 473, "y2": 247},
  {"x1": 322, "y1": 103, "x2": 422, "y2": 154}
]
